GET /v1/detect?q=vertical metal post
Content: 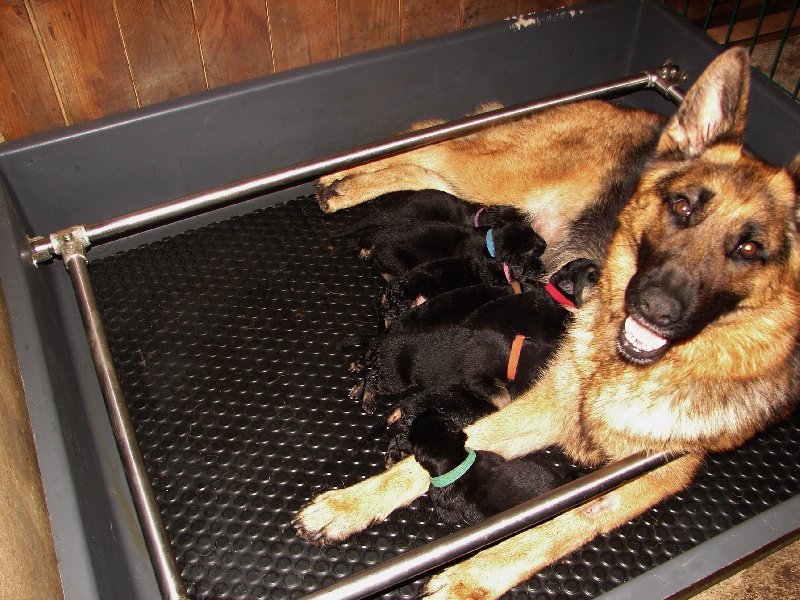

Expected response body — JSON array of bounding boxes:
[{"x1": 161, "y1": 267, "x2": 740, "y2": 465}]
[
  {"x1": 58, "y1": 231, "x2": 188, "y2": 600},
  {"x1": 747, "y1": 1, "x2": 769, "y2": 55},
  {"x1": 722, "y1": 0, "x2": 741, "y2": 47},
  {"x1": 769, "y1": 0, "x2": 798, "y2": 81},
  {"x1": 702, "y1": 0, "x2": 718, "y2": 32}
]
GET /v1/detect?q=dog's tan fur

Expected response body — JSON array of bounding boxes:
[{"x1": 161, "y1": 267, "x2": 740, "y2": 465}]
[
  {"x1": 294, "y1": 48, "x2": 800, "y2": 598},
  {"x1": 318, "y1": 100, "x2": 666, "y2": 272}
]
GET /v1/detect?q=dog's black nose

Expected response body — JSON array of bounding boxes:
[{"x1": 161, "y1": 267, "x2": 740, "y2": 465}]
[{"x1": 638, "y1": 286, "x2": 685, "y2": 327}]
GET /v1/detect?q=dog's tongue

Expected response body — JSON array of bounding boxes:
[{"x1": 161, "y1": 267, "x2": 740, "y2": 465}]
[{"x1": 623, "y1": 316, "x2": 668, "y2": 353}]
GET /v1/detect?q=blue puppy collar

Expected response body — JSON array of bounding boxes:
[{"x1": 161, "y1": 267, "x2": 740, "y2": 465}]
[
  {"x1": 429, "y1": 448, "x2": 477, "y2": 487},
  {"x1": 485, "y1": 229, "x2": 496, "y2": 257}
]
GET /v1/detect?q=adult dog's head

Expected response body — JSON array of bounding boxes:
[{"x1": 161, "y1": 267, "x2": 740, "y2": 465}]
[{"x1": 602, "y1": 48, "x2": 800, "y2": 368}]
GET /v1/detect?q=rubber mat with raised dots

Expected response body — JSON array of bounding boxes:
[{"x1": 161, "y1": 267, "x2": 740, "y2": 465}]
[{"x1": 89, "y1": 196, "x2": 800, "y2": 599}]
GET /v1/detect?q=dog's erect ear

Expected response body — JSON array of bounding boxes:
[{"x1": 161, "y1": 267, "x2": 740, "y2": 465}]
[{"x1": 656, "y1": 47, "x2": 751, "y2": 158}]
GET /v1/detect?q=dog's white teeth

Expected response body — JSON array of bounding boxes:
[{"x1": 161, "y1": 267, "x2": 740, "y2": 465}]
[{"x1": 624, "y1": 316, "x2": 668, "y2": 353}]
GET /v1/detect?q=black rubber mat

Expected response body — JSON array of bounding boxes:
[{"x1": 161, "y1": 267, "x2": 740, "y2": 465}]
[{"x1": 90, "y1": 197, "x2": 800, "y2": 599}]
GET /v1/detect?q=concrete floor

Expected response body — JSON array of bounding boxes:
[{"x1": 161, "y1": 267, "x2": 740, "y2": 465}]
[{"x1": 689, "y1": 538, "x2": 800, "y2": 600}]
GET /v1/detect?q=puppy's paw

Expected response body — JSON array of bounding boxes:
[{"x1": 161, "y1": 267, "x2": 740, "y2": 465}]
[
  {"x1": 386, "y1": 407, "x2": 403, "y2": 425},
  {"x1": 384, "y1": 434, "x2": 409, "y2": 468},
  {"x1": 378, "y1": 287, "x2": 414, "y2": 326},
  {"x1": 361, "y1": 389, "x2": 377, "y2": 415}
]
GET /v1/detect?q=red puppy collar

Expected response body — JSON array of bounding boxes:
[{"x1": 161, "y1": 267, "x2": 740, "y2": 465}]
[{"x1": 545, "y1": 281, "x2": 576, "y2": 309}]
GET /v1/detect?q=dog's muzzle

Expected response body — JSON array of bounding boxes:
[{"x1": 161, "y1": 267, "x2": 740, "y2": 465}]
[{"x1": 618, "y1": 316, "x2": 670, "y2": 364}]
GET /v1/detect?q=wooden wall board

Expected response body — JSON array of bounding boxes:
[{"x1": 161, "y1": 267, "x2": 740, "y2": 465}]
[
  {"x1": 401, "y1": 0, "x2": 460, "y2": 41},
  {"x1": 268, "y1": 0, "x2": 339, "y2": 73},
  {"x1": 191, "y1": 0, "x2": 273, "y2": 89},
  {"x1": 26, "y1": 0, "x2": 138, "y2": 124},
  {"x1": 462, "y1": 0, "x2": 517, "y2": 27},
  {"x1": 114, "y1": 0, "x2": 206, "y2": 106},
  {"x1": 0, "y1": 1, "x2": 66, "y2": 139},
  {"x1": 337, "y1": 0, "x2": 401, "y2": 57},
  {"x1": 0, "y1": 0, "x2": 591, "y2": 141}
]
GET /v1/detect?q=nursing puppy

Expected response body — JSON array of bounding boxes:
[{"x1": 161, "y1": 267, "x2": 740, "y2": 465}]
[
  {"x1": 383, "y1": 284, "x2": 516, "y2": 333},
  {"x1": 385, "y1": 257, "x2": 597, "y2": 332},
  {"x1": 351, "y1": 323, "x2": 560, "y2": 414},
  {"x1": 397, "y1": 410, "x2": 568, "y2": 526},
  {"x1": 329, "y1": 188, "x2": 527, "y2": 234},
  {"x1": 358, "y1": 259, "x2": 599, "y2": 412},
  {"x1": 378, "y1": 254, "x2": 545, "y2": 328},
  {"x1": 295, "y1": 49, "x2": 800, "y2": 599},
  {"x1": 358, "y1": 219, "x2": 545, "y2": 279}
]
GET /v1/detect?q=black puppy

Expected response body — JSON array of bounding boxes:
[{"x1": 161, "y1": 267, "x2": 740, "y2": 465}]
[
  {"x1": 350, "y1": 323, "x2": 557, "y2": 413},
  {"x1": 378, "y1": 255, "x2": 546, "y2": 328},
  {"x1": 329, "y1": 189, "x2": 527, "y2": 235},
  {"x1": 328, "y1": 188, "x2": 541, "y2": 279},
  {"x1": 390, "y1": 257, "x2": 599, "y2": 333},
  {"x1": 384, "y1": 284, "x2": 515, "y2": 333},
  {"x1": 396, "y1": 410, "x2": 567, "y2": 525},
  {"x1": 545, "y1": 257, "x2": 600, "y2": 309},
  {"x1": 359, "y1": 219, "x2": 545, "y2": 279},
  {"x1": 352, "y1": 259, "x2": 601, "y2": 413}
]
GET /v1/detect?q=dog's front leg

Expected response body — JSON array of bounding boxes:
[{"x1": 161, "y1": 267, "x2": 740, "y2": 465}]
[
  {"x1": 464, "y1": 356, "x2": 580, "y2": 459},
  {"x1": 293, "y1": 456, "x2": 430, "y2": 544},
  {"x1": 422, "y1": 453, "x2": 703, "y2": 599}
]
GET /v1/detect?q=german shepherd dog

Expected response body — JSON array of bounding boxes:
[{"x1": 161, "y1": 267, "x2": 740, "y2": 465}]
[{"x1": 293, "y1": 48, "x2": 800, "y2": 598}]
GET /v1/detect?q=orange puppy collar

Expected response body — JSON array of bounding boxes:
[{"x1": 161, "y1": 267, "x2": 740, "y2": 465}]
[{"x1": 507, "y1": 334, "x2": 526, "y2": 381}]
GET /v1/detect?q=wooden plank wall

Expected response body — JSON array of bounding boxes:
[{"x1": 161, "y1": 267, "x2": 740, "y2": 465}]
[{"x1": 0, "y1": 0, "x2": 573, "y2": 142}]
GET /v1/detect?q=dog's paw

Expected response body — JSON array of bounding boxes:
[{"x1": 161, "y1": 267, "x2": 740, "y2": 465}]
[
  {"x1": 292, "y1": 489, "x2": 375, "y2": 545},
  {"x1": 422, "y1": 576, "x2": 494, "y2": 600},
  {"x1": 293, "y1": 457, "x2": 431, "y2": 545},
  {"x1": 384, "y1": 436, "x2": 404, "y2": 468},
  {"x1": 315, "y1": 176, "x2": 344, "y2": 213},
  {"x1": 378, "y1": 287, "x2": 414, "y2": 326},
  {"x1": 348, "y1": 382, "x2": 364, "y2": 401},
  {"x1": 316, "y1": 174, "x2": 367, "y2": 213},
  {"x1": 386, "y1": 407, "x2": 403, "y2": 425},
  {"x1": 423, "y1": 567, "x2": 496, "y2": 600}
]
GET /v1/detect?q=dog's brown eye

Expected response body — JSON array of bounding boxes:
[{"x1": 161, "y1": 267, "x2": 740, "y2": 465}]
[
  {"x1": 736, "y1": 241, "x2": 761, "y2": 259},
  {"x1": 671, "y1": 197, "x2": 691, "y2": 217}
]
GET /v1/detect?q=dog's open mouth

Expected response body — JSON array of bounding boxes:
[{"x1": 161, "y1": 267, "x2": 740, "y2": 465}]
[{"x1": 618, "y1": 316, "x2": 670, "y2": 364}]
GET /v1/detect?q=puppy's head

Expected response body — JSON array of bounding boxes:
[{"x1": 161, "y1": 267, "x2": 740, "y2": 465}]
[
  {"x1": 507, "y1": 252, "x2": 547, "y2": 286},
  {"x1": 406, "y1": 410, "x2": 470, "y2": 477},
  {"x1": 549, "y1": 258, "x2": 600, "y2": 307},
  {"x1": 491, "y1": 222, "x2": 547, "y2": 263}
]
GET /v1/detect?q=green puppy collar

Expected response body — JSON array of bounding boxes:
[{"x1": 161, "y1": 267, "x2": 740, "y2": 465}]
[{"x1": 429, "y1": 448, "x2": 477, "y2": 488}]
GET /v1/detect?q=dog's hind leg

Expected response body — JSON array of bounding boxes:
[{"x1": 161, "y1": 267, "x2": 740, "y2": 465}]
[
  {"x1": 422, "y1": 453, "x2": 703, "y2": 599},
  {"x1": 293, "y1": 455, "x2": 430, "y2": 544},
  {"x1": 318, "y1": 164, "x2": 455, "y2": 212}
]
